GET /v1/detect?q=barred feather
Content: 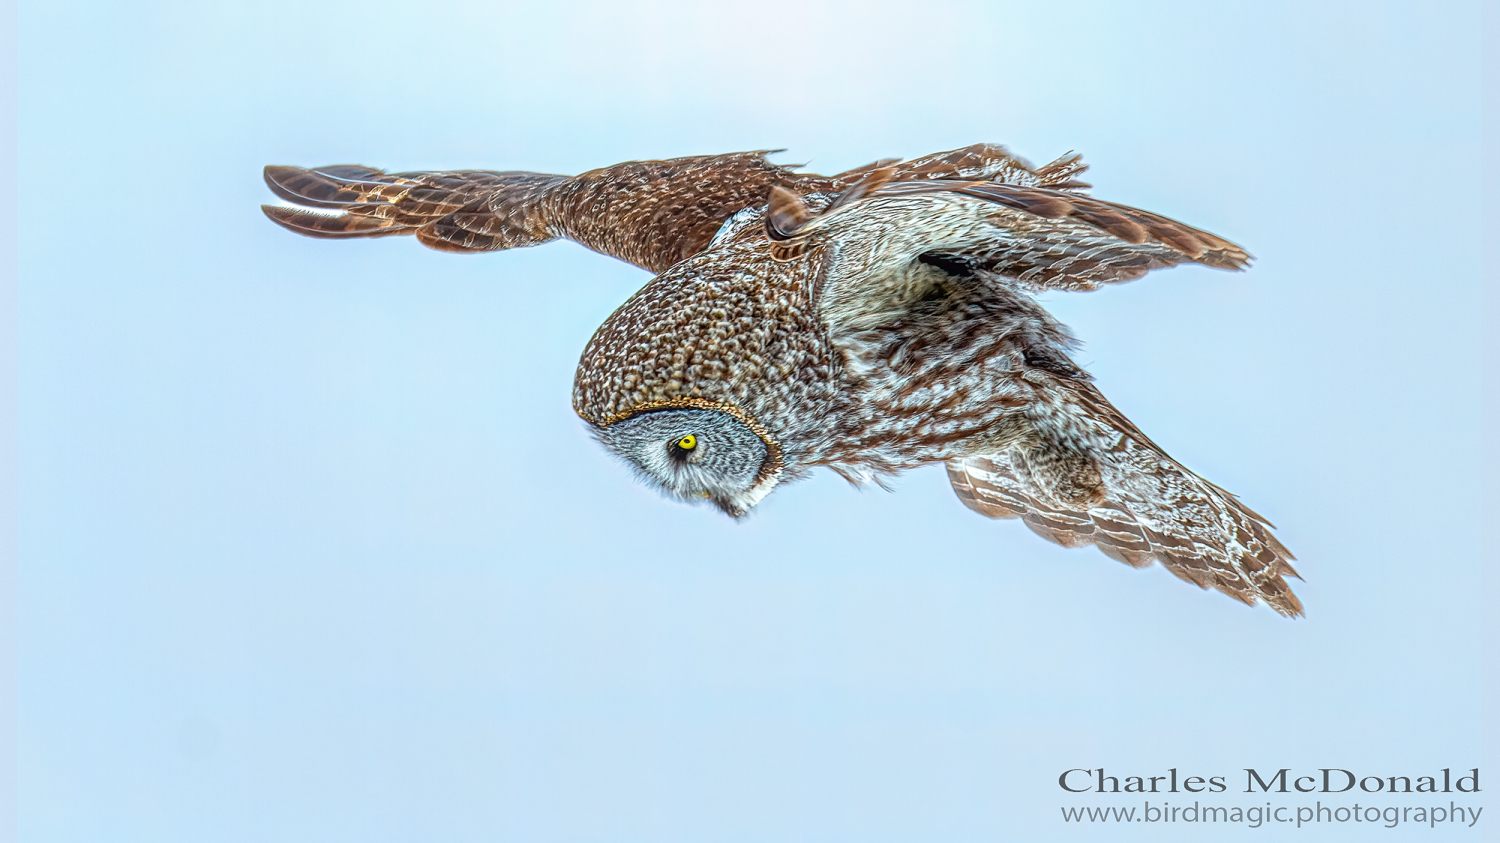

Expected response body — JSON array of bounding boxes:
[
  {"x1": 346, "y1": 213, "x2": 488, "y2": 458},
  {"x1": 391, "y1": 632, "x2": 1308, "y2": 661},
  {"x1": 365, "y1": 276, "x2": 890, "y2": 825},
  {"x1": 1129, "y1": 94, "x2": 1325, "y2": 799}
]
[{"x1": 947, "y1": 380, "x2": 1302, "y2": 617}]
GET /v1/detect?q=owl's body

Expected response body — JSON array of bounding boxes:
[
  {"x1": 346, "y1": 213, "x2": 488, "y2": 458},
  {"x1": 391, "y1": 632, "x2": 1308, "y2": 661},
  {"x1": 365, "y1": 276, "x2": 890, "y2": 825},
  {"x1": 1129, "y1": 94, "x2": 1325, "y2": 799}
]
[{"x1": 264, "y1": 144, "x2": 1303, "y2": 616}]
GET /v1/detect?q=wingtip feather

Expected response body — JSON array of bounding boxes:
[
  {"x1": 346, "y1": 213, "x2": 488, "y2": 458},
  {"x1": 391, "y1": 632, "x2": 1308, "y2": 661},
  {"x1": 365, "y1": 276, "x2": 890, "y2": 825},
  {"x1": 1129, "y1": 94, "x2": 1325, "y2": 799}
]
[{"x1": 261, "y1": 204, "x2": 411, "y2": 238}]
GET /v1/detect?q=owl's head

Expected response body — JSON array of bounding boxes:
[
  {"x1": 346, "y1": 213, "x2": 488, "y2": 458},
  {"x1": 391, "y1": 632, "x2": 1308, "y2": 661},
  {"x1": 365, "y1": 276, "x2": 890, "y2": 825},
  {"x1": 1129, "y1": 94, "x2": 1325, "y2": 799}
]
[{"x1": 594, "y1": 407, "x2": 783, "y2": 518}]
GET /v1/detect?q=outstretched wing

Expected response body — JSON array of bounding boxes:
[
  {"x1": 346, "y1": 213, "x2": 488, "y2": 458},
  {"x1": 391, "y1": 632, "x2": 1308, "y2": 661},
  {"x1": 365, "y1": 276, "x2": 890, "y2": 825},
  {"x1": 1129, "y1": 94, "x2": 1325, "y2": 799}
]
[
  {"x1": 263, "y1": 152, "x2": 823, "y2": 274},
  {"x1": 947, "y1": 381, "x2": 1302, "y2": 616},
  {"x1": 765, "y1": 167, "x2": 1251, "y2": 327},
  {"x1": 262, "y1": 166, "x2": 566, "y2": 248},
  {"x1": 261, "y1": 143, "x2": 1099, "y2": 275}
]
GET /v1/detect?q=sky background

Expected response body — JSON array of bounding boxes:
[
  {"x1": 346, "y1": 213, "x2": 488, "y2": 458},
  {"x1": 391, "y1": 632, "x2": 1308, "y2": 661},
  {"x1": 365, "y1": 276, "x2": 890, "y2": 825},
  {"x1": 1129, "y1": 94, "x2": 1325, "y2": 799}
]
[{"x1": 17, "y1": 1, "x2": 1488, "y2": 841}]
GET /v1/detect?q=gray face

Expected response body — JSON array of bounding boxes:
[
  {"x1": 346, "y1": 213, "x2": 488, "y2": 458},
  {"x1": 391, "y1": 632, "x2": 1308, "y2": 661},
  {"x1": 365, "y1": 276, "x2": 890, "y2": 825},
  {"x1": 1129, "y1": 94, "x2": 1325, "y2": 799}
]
[{"x1": 594, "y1": 408, "x2": 772, "y2": 517}]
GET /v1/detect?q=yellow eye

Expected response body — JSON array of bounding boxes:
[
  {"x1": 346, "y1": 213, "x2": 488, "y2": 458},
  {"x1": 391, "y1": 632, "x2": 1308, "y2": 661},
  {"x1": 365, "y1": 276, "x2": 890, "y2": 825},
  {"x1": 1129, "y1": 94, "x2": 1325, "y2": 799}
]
[{"x1": 677, "y1": 434, "x2": 697, "y2": 450}]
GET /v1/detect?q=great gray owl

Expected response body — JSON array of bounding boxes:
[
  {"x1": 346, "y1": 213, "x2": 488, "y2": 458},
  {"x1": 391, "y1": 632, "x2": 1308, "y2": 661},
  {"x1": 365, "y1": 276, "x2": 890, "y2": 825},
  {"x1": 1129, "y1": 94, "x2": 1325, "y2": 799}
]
[{"x1": 262, "y1": 143, "x2": 1303, "y2": 616}]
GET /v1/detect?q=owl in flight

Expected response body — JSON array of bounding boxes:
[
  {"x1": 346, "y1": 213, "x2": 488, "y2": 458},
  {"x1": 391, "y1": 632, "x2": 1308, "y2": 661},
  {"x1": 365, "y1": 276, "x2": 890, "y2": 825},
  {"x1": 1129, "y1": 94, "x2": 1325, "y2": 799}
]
[{"x1": 262, "y1": 143, "x2": 1302, "y2": 616}]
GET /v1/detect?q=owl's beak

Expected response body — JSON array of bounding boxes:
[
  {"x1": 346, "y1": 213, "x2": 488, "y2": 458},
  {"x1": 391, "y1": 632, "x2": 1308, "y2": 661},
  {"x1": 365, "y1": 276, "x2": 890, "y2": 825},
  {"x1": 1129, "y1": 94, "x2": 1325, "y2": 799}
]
[{"x1": 710, "y1": 496, "x2": 750, "y2": 519}]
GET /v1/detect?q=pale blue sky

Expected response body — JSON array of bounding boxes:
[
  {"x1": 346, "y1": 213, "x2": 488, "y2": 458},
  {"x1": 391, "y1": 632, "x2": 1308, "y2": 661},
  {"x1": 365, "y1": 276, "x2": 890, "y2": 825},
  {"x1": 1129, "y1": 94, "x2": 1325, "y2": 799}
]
[{"x1": 18, "y1": 1, "x2": 1486, "y2": 841}]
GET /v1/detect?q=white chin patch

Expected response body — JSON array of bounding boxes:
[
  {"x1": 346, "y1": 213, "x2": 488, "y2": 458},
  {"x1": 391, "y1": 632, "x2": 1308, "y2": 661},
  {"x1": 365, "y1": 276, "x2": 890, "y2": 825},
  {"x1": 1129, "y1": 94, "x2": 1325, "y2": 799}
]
[{"x1": 739, "y1": 468, "x2": 782, "y2": 511}]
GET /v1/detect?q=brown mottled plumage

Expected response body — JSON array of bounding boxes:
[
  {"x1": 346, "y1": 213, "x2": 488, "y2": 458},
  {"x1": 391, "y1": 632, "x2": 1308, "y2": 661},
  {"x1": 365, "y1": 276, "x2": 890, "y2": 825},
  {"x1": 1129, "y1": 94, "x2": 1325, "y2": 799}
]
[{"x1": 262, "y1": 143, "x2": 1302, "y2": 616}]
